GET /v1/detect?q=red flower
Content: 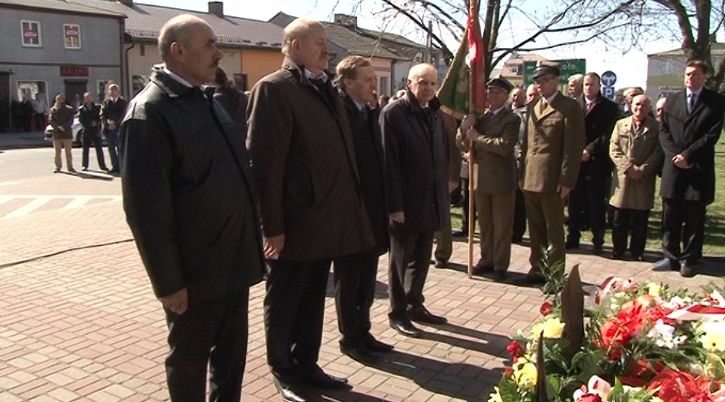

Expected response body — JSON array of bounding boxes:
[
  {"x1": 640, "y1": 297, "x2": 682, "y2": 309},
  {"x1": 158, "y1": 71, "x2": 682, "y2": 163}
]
[
  {"x1": 647, "y1": 368, "x2": 715, "y2": 402},
  {"x1": 540, "y1": 301, "x2": 553, "y2": 316},
  {"x1": 575, "y1": 395, "x2": 602, "y2": 402},
  {"x1": 506, "y1": 340, "x2": 525, "y2": 359},
  {"x1": 620, "y1": 359, "x2": 666, "y2": 387},
  {"x1": 503, "y1": 367, "x2": 514, "y2": 378}
]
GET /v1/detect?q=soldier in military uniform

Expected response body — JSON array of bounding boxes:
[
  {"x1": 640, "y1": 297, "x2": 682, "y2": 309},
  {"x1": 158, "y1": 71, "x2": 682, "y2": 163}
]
[
  {"x1": 518, "y1": 62, "x2": 586, "y2": 284},
  {"x1": 456, "y1": 78, "x2": 520, "y2": 281}
]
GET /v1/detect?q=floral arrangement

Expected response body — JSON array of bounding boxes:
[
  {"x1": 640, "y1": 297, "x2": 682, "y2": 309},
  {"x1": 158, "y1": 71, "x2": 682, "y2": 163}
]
[{"x1": 488, "y1": 263, "x2": 725, "y2": 402}]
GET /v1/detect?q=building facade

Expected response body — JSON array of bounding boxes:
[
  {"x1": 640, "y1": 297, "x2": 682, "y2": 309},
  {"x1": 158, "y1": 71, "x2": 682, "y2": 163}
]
[
  {"x1": 0, "y1": 0, "x2": 124, "y2": 128},
  {"x1": 646, "y1": 43, "x2": 725, "y2": 100}
]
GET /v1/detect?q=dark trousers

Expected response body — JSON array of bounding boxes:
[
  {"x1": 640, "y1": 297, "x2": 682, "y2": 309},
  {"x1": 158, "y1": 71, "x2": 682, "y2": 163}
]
[
  {"x1": 612, "y1": 208, "x2": 649, "y2": 257},
  {"x1": 512, "y1": 187, "x2": 527, "y2": 242},
  {"x1": 388, "y1": 227, "x2": 433, "y2": 317},
  {"x1": 164, "y1": 290, "x2": 249, "y2": 402},
  {"x1": 459, "y1": 178, "x2": 477, "y2": 232},
  {"x1": 662, "y1": 198, "x2": 706, "y2": 263},
  {"x1": 106, "y1": 129, "x2": 120, "y2": 170},
  {"x1": 264, "y1": 259, "x2": 330, "y2": 382},
  {"x1": 567, "y1": 174, "x2": 607, "y2": 246},
  {"x1": 333, "y1": 251, "x2": 379, "y2": 348},
  {"x1": 82, "y1": 128, "x2": 107, "y2": 170}
]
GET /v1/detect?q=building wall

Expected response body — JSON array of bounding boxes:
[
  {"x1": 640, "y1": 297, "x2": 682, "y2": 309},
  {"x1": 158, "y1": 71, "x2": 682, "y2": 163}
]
[
  {"x1": 370, "y1": 57, "x2": 393, "y2": 96},
  {"x1": 240, "y1": 48, "x2": 283, "y2": 90},
  {"x1": 0, "y1": 7, "x2": 122, "y2": 107},
  {"x1": 646, "y1": 55, "x2": 688, "y2": 100},
  {"x1": 126, "y1": 43, "x2": 244, "y2": 96}
]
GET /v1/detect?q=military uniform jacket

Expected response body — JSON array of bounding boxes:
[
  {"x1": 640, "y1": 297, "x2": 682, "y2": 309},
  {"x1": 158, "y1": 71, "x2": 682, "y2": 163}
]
[
  {"x1": 247, "y1": 57, "x2": 374, "y2": 261},
  {"x1": 609, "y1": 115, "x2": 663, "y2": 210},
  {"x1": 455, "y1": 107, "x2": 520, "y2": 194},
  {"x1": 521, "y1": 92, "x2": 586, "y2": 193},
  {"x1": 119, "y1": 67, "x2": 265, "y2": 300},
  {"x1": 659, "y1": 88, "x2": 724, "y2": 204}
]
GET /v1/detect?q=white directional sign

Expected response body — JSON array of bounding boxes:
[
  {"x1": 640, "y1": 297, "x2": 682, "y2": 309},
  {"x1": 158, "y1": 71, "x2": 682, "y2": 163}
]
[
  {"x1": 602, "y1": 86, "x2": 615, "y2": 99},
  {"x1": 601, "y1": 71, "x2": 617, "y2": 87}
]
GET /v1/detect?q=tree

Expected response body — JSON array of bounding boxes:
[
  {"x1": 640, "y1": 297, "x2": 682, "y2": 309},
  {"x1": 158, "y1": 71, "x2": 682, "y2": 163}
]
[{"x1": 365, "y1": 0, "x2": 724, "y2": 89}]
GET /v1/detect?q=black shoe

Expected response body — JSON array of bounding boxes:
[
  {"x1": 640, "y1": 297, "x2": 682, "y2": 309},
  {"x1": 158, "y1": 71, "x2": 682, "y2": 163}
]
[
  {"x1": 473, "y1": 262, "x2": 494, "y2": 275},
  {"x1": 653, "y1": 258, "x2": 679, "y2": 271},
  {"x1": 298, "y1": 366, "x2": 349, "y2": 390},
  {"x1": 363, "y1": 334, "x2": 393, "y2": 352},
  {"x1": 514, "y1": 269, "x2": 546, "y2": 286},
  {"x1": 452, "y1": 229, "x2": 466, "y2": 237},
  {"x1": 610, "y1": 252, "x2": 625, "y2": 260},
  {"x1": 110, "y1": 168, "x2": 120, "y2": 174},
  {"x1": 511, "y1": 237, "x2": 523, "y2": 244},
  {"x1": 408, "y1": 306, "x2": 447, "y2": 325},
  {"x1": 389, "y1": 317, "x2": 421, "y2": 338},
  {"x1": 493, "y1": 269, "x2": 507, "y2": 282},
  {"x1": 680, "y1": 261, "x2": 697, "y2": 278},
  {"x1": 82, "y1": 167, "x2": 88, "y2": 171},
  {"x1": 434, "y1": 259, "x2": 448, "y2": 268},
  {"x1": 340, "y1": 344, "x2": 379, "y2": 362},
  {"x1": 630, "y1": 254, "x2": 645, "y2": 262},
  {"x1": 565, "y1": 241, "x2": 580, "y2": 250},
  {"x1": 593, "y1": 244, "x2": 604, "y2": 255},
  {"x1": 273, "y1": 378, "x2": 306, "y2": 402}
]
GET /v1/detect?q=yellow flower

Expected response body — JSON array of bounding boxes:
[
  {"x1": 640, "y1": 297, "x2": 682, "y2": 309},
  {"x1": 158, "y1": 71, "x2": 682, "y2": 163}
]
[
  {"x1": 706, "y1": 353, "x2": 725, "y2": 381},
  {"x1": 531, "y1": 317, "x2": 566, "y2": 340},
  {"x1": 700, "y1": 321, "x2": 725, "y2": 352},
  {"x1": 647, "y1": 283, "x2": 661, "y2": 297},
  {"x1": 513, "y1": 362, "x2": 537, "y2": 389},
  {"x1": 487, "y1": 387, "x2": 503, "y2": 402},
  {"x1": 651, "y1": 398, "x2": 664, "y2": 402}
]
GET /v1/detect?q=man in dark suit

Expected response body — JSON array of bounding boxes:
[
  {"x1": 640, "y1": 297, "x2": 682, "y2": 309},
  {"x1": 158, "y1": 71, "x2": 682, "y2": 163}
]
[
  {"x1": 332, "y1": 55, "x2": 393, "y2": 363},
  {"x1": 566, "y1": 72, "x2": 620, "y2": 254},
  {"x1": 518, "y1": 62, "x2": 585, "y2": 284},
  {"x1": 119, "y1": 15, "x2": 265, "y2": 402},
  {"x1": 655, "y1": 59, "x2": 724, "y2": 277},
  {"x1": 78, "y1": 92, "x2": 108, "y2": 172},
  {"x1": 101, "y1": 83, "x2": 128, "y2": 173},
  {"x1": 381, "y1": 63, "x2": 449, "y2": 338},
  {"x1": 247, "y1": 19, "x2": 374, "y2": 402}
]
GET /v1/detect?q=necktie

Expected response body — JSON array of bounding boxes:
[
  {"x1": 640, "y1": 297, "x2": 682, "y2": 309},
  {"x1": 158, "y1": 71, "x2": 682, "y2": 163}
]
[
  {"x1": 688, "y1": 92, "x2": 697, "y2": 113},
  {"x1": 586, "y1": 101, "x2": 594, "y2": 114},
  {"x1": 537, "y1": 99, "x2": 546, "y2": 115}
]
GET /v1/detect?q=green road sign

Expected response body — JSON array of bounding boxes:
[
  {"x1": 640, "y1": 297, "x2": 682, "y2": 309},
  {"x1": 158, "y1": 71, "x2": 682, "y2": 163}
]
[{"x1": 523, "y1": 59, "x2": 586, "y2": 86}]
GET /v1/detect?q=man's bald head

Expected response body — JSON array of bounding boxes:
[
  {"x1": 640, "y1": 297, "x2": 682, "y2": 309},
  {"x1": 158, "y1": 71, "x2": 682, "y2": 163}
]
[
  {"x1": 408, "y1": 63, "x2": 437, "y2": 81},
  {"x1": 510, "y1": 87, "x2": 525, "y2": 107},
  {"x1": 526, "y1": 83, "x2": 539, "y2": 104},
  {"x1": 158, "y1": 14, "x2": 210, "y2": 61},
  {"x1": 282, "y1": 18, "x2": 325, "y2": 56}
]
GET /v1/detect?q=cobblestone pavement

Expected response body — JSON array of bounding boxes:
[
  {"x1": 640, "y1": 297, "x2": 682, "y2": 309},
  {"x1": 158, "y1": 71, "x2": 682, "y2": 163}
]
[{"x1": 1, "y1": 174, "x2": 723, "y2": 401}]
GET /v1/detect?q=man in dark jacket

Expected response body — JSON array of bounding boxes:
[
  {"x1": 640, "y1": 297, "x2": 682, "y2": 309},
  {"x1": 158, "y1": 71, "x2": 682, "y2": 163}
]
[
  {"x1": 381, "y1": 63, "x2": 448, "y2": 338},
  {"x1": 566, "y1": 72, "x2": 620, "y2": 253},
  {"x1": 78, "y1": 92, "x2": 108, "y2": 171},
  {"x1": 247, "y1": 18, "x2": 374, "y2": 402},
  {"x1": 119, "y1": 15, "x2": 264, "y2": 402},
  {"x1": 101, "y1": 83, "x2": 128, "y2": 173},
  {"x1": 332, "y1": 55, "x2": 393, "y2": 363},
  {"x1": 655, "y1": 60, "x2": 724, "y2": 277}
]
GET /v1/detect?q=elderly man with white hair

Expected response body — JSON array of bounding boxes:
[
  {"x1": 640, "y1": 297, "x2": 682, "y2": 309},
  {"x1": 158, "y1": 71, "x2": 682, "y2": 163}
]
[
  {"x1": 247, "y1": 17, "x2": 374, "y2": 402},
  {"x1": 381, "y1": 63, "x2": 449, "y2": 338}
]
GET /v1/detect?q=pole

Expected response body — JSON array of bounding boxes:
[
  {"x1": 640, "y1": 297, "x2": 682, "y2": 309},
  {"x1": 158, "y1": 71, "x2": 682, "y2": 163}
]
[{"x1": 466, "y1": 0, "x2": 479, "y2": 279}]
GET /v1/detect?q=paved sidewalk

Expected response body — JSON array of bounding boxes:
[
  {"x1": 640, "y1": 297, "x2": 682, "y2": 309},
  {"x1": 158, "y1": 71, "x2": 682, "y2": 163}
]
[{"x1": 0, "y1": 202, "x2": 722, "y2": 401}]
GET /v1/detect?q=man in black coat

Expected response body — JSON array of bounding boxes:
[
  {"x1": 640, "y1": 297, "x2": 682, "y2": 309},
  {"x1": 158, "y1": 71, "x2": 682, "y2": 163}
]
[
  {"x1": 119, "y1": 15, "x2": 264, "y2": 402},
  {"x1": 566, "y1": 72, "x2": 620, "y2": 253},
  {"x1": 247, "y1": 19, "x2": 374, "y2": 402},
  {"x1": 101, "y1": 83, "x2": 128, "y2": 173},
  {"x1": 332, "y1": 55, "x2": 393, "y2": 362},
  {"x1": 655, "y1": 60, "x2": 724, "y2": 277},
  {"x1": 78, "y1": 92, "x2": 108, "y2": 171},
  {"x1": 381, "y1": 63, "x2": 448, "y2": 338}
]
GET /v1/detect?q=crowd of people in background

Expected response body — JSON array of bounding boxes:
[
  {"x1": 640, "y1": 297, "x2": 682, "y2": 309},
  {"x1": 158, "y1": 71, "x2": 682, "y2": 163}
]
[{"x1": 58, "y1": 12, "x2": 722, "y2": 402}]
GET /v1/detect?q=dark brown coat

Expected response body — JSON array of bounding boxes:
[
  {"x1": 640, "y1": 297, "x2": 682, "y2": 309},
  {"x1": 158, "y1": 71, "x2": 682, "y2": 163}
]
[{"x1": 246, "y1": 57, "x2": 374, "y2": 261}]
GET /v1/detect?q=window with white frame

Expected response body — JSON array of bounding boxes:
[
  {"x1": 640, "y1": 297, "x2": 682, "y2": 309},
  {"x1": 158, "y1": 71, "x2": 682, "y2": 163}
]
[
  {"x1": 64, "y1": 24, "x2": 81, "y2": 49},
  {"x1": 20, "y1": 20, "x2": 42, "y2": 47}
]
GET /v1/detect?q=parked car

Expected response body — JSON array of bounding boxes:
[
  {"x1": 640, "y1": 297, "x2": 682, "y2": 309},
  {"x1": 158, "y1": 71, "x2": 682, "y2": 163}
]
[{"x1": 44, "y1": 116, "x2": 83, "y2": 146}]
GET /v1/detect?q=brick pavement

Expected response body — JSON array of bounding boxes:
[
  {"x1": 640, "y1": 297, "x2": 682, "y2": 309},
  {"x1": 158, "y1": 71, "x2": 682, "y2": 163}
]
[{"x1": 0, "y1": 200, "x2": 723, "y2": 401}]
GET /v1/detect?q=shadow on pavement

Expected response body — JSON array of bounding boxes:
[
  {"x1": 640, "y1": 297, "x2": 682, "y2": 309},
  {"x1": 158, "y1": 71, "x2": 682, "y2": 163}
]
[
  {"x1": 419, "y1": 321, "x2": 510, "y2": 358},
  {"x1": 74, "y1": 171, "x2": 115, "y2": 181}
]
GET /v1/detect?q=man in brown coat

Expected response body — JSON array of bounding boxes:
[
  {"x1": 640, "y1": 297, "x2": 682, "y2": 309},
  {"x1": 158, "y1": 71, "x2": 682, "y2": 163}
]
[
  {"x1": 519, "y1": 62, "x2": 585, "y2": 284},
  {"x1": 457, "y1": 78, "x2": 520, "y2": 281},
  {"x1": 247, "y1": 18, "x2": 374, "y2": 402},
  {"x1": 609, "y1": 95, "x2": 663, "y2": 260}
]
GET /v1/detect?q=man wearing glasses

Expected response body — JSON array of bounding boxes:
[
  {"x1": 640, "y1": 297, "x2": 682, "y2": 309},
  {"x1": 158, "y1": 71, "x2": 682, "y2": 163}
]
[{"x1": 517, "y1": 62, "x2": 585, "y2": 284}]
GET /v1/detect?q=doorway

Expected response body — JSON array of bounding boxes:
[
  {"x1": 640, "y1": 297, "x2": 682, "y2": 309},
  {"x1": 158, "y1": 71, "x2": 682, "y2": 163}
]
[{"x1": 64, "y1": 80, "x2": 87, "y2": 109}]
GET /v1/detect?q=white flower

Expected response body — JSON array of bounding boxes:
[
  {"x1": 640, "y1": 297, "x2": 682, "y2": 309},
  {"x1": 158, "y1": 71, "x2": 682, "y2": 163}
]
[{"x1": 647, "y1": 319, "x2": 687, "y2": 349}]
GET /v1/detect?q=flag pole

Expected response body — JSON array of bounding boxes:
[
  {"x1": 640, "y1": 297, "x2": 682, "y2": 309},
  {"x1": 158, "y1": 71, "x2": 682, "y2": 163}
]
[{"x1": 466, "y1": 0, "x2": 480, "y2": 279}]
